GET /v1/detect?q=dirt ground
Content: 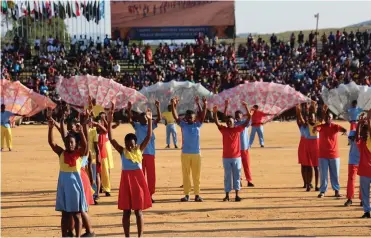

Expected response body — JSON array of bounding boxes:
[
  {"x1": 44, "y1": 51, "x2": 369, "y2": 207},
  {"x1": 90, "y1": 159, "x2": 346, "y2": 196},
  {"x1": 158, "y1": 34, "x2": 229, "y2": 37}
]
[{"x1": 1, "y1": 121, "x2": 370, "y2": 237}]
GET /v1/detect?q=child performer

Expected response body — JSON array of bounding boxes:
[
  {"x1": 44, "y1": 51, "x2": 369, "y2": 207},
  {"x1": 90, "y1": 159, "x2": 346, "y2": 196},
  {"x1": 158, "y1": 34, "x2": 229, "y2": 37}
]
[
  {"x1": 48, "y1": 112, "x2": 88, "y2": 237},
  {"x1": 298, "y1": 103, "x2": 321, "y2": 191},
  {"x1": 171, "y1": 97, "x2": 207, "y2": 202},
  {"x1": 88, "y1": 119, "x2": 99, "y2": 203},
  {"x1": 162, "y1": 104, "x2": 178, "y2": 149},
  {"x1": 107, "y1": 103, "x2": 153, "y2": 237},
  {"x1": 344, "y1": 129, "x2": 361, "y2": 207},
  {"x1": 313, "y1": 108, "x2": 347, "y2": 198},
  {"x1": 97, "y1": 114, "x2": 111, "y2": 197},
  {"x1": 356, "y1": 111, "x2": 371, "y2": 218},
  {"x1": 58, "y1": 110, "x2": 95, "y2": 237},
  {"x1": 127, "y1": 100, "x2": 161, "y2": 202},
  {"x1": 347, "y1": 100, "x2": 364, "y2": 131},
  {"x1": 1, "y1": 104, "x2": 23, "y2": 151},
  {"x1": 213, "y1": 102, "x2": 251, "y2": 201},
  {"x1": 249, "y1": 105, "x2": 273, "y2": 148},
  {"x1": 295, "y1": 105, "x2": 308, "y2": 189},
  {"x1": 224, "y1": 100, "x2": 254, "y2": 187},
  {"x1": 98, "y1": 112, "x2": 115, "y2": 177}
]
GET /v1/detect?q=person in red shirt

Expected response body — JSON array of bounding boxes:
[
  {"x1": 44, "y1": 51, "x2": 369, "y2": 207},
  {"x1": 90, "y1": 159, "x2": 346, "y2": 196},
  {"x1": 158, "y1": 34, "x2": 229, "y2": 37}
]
[
  {"x1": 356, "y1": 111, "x2": 371, "y2": 218},
  {"x1": 213, "y1": 102, "x2": 251, "y2": 202},
  {"x1": 249, "y1": 105, "x2": 273, "y2": 148},
  {"x1": 313, "y1": 111, "x2": 347, "y2": 198}
]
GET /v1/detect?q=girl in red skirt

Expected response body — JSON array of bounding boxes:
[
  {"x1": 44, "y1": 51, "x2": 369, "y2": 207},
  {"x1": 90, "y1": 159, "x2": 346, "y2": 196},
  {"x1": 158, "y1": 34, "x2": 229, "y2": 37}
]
[
  {"x1": 107, "y1": 103, "x2": 153, "y2": 237},
  {"x1": 296, "y1": 105, "x2": 308, "y2": 188}
]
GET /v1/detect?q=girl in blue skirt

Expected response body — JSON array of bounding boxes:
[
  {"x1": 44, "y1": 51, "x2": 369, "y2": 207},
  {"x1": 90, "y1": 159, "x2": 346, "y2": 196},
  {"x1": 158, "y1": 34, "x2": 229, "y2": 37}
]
[{"x1": 48, "y1": 114, "x2": 88, "y2": 237}]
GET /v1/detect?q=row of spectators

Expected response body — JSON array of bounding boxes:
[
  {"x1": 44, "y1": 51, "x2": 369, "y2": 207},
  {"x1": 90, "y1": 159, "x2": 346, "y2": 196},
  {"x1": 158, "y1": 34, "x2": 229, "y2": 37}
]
[{"x1": 1, "y1": 29, "x2": 371, "y2": 106}]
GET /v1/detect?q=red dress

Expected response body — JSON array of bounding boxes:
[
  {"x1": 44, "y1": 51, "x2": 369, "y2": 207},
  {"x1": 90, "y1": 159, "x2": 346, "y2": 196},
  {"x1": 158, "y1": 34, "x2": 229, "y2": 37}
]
[
  {"x1": 118, "y1": 148, "x2": 152, "y2": 211},
  {"x1": 81, "y1": 168, "x2": 94, "y2": 205},
  {"x1": 97, "y1": 133, "x2": 108, "y2": 173}
]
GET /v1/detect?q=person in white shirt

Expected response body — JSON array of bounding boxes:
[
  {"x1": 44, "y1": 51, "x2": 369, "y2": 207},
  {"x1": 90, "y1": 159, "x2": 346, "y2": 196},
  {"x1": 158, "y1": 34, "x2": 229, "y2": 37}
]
[{"x1": 113, "y1": 61, "x2": 121, "y2": 76}]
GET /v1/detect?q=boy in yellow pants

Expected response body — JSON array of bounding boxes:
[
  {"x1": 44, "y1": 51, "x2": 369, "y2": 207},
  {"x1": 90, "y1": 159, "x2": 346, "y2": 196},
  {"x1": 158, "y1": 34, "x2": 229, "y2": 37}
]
[
  {"x1": 1, "y1": 104, "x2": 22, "y2": 151},
  {"x1": 170, "y1": 97, "x2": 208, "y2": 202}
]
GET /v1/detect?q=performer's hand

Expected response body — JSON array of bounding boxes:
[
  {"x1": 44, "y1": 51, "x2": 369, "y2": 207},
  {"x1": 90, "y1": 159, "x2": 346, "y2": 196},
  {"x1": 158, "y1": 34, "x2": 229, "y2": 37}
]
[
  {"x1": 202, "y1": 96, "x2": 207, "y2": 104},
  {"x1": 48, "y1": 119, "x2": 54, "y2": 128},
  {"x1": 146, "y1": 108, "x2": 153, "y2": 120},
  {"x1": 155, "y1": 100, "x2": 160, "y2": 108},
  {"x1": 225, "y1": 99, "x2": 229, "y2": 106},
  {"x1": 241, "y1": 101, "x2": 248, "y2": 107},
  {"x1": 195, "y1": 96, "x2": 200, "y2": 103},
  {"x1": 213, "y1": 106, "x2": 218, "y2": 113}
]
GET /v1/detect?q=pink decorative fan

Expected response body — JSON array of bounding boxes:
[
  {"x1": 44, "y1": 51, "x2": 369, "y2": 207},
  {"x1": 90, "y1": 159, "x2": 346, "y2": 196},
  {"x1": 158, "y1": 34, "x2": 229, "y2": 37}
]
[
  {"x1": 208, "y1": 82, "x2": 311, "y2": 123},
  {"x1": 0, "y1": 79, "x2": 56, "y2": 117},
  {"x1": 56, "y1": 75, "x2": 147, "y2": 110}
]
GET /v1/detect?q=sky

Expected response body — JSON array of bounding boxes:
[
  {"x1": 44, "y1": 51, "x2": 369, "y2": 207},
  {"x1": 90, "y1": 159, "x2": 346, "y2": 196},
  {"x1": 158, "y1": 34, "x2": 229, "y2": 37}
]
[{"x1": 235, "y1": 1, "x2": 371, "y2": 34}]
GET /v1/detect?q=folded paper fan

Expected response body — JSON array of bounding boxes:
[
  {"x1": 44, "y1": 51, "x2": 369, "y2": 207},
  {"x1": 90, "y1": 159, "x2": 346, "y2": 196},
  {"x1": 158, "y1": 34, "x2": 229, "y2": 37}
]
[
  {"x1": 321, "y1": 82, "x2": 368, "y2": 120},
  {"x1": 209, "y1": 82, "x2": 311, "y2": 123},
  {"x1": 0, "y1": 79, "x2": 56, "y2": 118},
  {"x1": 134, "y1": 80, "x2": 213, "y2": 115},
  {"x1": 56, "y1": 75, "x2": 147, "y2": 111},
  {"x1": 357, "y1": 85, "x2": 371, "y2": 111}
]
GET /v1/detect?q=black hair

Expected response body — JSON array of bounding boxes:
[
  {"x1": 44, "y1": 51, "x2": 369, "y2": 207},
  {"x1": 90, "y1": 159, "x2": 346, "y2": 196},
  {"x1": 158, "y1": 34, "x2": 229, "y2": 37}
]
[
  {"x1": 140, "y1": 112, "x2": 146, "y2": 117},
  {"x1": 186, "y1": 110, "x2": 195, "y2": 115},
  {"x1": 352, "y1": 100, "x2": 357, "y2": 105},
  {"x1": 125, "y1": 133, "x2": 137, "y2": 143},
  {"x1": 99, "y1": 111, "x2": 106, "y2": 117},
  {"x1": 64, "y1": 132, "x2": 80, "y2": 149},
  {"x1": 226, "y1": 115, "x2": 234, "y2": 120},
  {"x1": 235, "y1": 110, "x2": 243, "y2": 115},
  {"x1": 253, "y1": 105, "x2": 259, "y2": 109}
]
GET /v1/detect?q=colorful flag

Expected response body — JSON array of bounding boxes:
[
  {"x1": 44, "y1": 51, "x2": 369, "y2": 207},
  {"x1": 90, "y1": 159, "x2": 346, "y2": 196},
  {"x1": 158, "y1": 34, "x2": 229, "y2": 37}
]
[
  {"x1": 99, "y1": 0, "x2": 104, "y2": 20},
  {"x1": 66, "y1": 1, "x2": 71, "y2": 18},
  {"x1": 75, "y1": 0, "x2": 80, "y2": 16},
  {"x1": 58, "y1": 1, "x2": 66, "y2": 19},
  {"x1": 1, "y1": 0, "x2": 8, "y2": 14}
]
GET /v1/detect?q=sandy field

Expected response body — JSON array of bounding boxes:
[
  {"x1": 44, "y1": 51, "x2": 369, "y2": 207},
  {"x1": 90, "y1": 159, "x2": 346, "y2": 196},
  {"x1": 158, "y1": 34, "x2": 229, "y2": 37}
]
[
  {"x1": 111, "y1": 1, "x2": 234, "y2": 27},
  {"x1": 1, "y1": 121, "x2": 370, "y2": 237}
]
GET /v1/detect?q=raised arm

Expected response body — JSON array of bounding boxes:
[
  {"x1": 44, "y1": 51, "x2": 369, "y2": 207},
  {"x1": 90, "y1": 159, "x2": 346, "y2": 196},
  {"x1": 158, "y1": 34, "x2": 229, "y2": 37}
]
[
  {"x1": 195, "y1": 96, "x2": 202, "y2": 116},
  {"x1": 140, "y1": 109, "x2": 153, "y2": 151},
  {"x1": 48, "y1": 119, "x2": 63, "y2": 156},
  {"x1": 296, "y1": 105, "x2": 306, "y2": 126},
  {"x1": 171, "y1": 98, "x2": 180, "y2": 123},
  {"x1": 92, "y1": 121, "x2": 107, "y2": 134},
  {"x1": 213, "y1": 106, "x2": 223, "y2": 128},
  {"x1": 107, "y1": 103, "x2": 124, "y2": 154},
  {"x1": 199, "y1": 96, "x2": 208, "y2": 123},
  {"x1": 127, "y1": 101, "x2": 135, "y2": 127},
  {"x1": 223, "y1": 100, "x2": 229, "y2": 122},
  {"x1": 241, "y1": 101, "x2": 252, "y2": 127},
  {"x1": 319, "y1": 104, "x2": 328, "y2": 123},
  {"x1": 155, "y1": 100, "x2": 162, "y2": 124},
  {"x1": 78, "y1": 111, "x2": 88, "y2": 156},
  {"x1": 111, "y1": 120, "x2": 121, "y2": 129},
  {"x1": 355, "y1": 115, "x2": 365, "y2": 141}
]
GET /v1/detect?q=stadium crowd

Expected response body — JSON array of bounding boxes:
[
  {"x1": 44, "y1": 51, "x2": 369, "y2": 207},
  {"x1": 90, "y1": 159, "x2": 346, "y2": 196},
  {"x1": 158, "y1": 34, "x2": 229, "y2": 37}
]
[{"x1": 1, "y1": 29, "x2": 371, "y2": 106}]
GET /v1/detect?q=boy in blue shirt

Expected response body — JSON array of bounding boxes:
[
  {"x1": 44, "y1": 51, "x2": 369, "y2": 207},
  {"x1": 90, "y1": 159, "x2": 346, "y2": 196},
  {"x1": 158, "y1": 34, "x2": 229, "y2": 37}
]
[
  {"x1": 127, "y1": 100, "x2": 161, "y2": 203},
  {"x1": 171, "y1": 97, "x2": 207, "y2": 202}
]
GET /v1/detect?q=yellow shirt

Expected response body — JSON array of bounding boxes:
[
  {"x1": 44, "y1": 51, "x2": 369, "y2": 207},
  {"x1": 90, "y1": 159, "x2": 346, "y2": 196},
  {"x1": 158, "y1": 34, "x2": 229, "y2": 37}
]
[
  {"x1": 162, "y1": 111, "x2": 175, "y2": 124},
  {"x1": 88, "y1": 128, "x2": 98, "y2": 163}
]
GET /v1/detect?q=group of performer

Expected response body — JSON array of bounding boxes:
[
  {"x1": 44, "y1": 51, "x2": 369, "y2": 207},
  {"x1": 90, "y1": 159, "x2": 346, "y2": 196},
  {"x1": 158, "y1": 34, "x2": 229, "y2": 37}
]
[
  {"x1": 295, "y1": 101, "x2": 371, "y2": 219},
  {"x1": 1, "y1": 95, "x2": 371, "y2": 237}
]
